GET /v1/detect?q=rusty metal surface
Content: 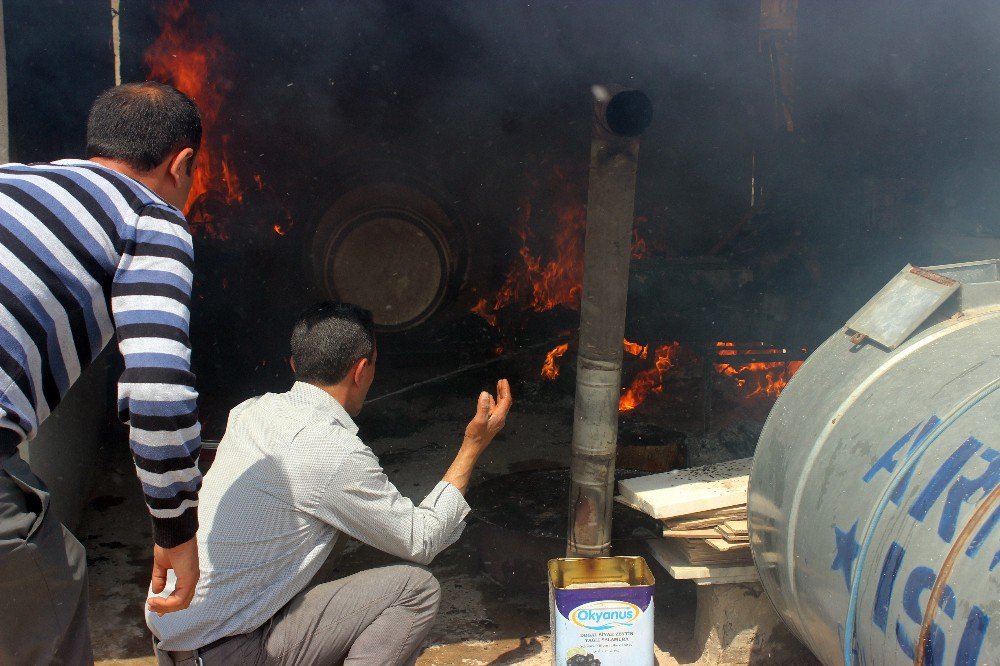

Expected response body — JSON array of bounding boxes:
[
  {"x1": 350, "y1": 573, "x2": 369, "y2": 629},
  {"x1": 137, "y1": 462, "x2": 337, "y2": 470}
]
[{"x1": 909, "y1": 265, "x2": 959, "y2": 287}]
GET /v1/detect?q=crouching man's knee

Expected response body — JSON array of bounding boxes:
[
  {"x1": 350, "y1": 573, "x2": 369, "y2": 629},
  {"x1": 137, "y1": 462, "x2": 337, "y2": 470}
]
[{"x1": 397, "y1": 564, "x2": 441, "y2": 617}]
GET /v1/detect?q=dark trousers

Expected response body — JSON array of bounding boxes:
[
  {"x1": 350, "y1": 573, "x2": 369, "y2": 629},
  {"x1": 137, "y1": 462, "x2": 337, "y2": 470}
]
[{"x1": 0, "y1": 452, "x2": 93, "y2": 665}]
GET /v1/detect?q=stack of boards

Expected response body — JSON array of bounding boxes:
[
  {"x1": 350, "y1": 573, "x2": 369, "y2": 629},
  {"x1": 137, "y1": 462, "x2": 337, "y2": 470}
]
[{"x1": 616, "y1": 457, "x2": 757, "y2": 585}]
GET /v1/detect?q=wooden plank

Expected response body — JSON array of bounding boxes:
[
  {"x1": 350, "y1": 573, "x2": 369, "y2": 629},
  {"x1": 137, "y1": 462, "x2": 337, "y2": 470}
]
[
  {"x1": 661, "y1": 506, "x2": 747, "y2": 529},
  {"x1": 669, "y1": 505, "x2": 747, "y2": 522},
  {"x1": 721, "y1": 520, "x2": 749, "y2": 534},
  {"x1": 716, "y1": 535, "x2": 750, "y2": 545},
  {"x1": 693, "y1": 574, "x2": 759, "y2": 586},
  {"x1": 661, "y1": 528, "x2": 721, "y2": 539},
  {"x1": 646, "y1": 539, "x2": 758, "y2": 583},
  {"x1": 678, "y1": 539, "x2": 752, "y2": 565},
  {"x1": 667, "y1": 505, "x2": 747, "y2": 521},
  {"x1": 621, "y1": 495, "x2": 748, "y2": 534},
  {"x1": 664, "y1": 517, "x2": 726, "y2": 530},
  {"x1": 613, "y1": 494, "x2": 646, "y2": 514},
  {"x1": 715, "y1": 523, "x2": 749, "y2": 541},
  {"x1": 618, "y1": 458, "x2": 751, "y2": 520},
  {"x1": 705, "y1": 538, "x2": 751, "y2": 552}
]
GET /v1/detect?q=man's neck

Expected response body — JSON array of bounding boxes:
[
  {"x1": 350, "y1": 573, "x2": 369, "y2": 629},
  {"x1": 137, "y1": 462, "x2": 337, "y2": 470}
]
[
  {"x1": 306, "y1": 381, "x2": 354, "y2": 414},
  {"x1": 89, "y1": 157, "x2": 159, "y2": 194}
]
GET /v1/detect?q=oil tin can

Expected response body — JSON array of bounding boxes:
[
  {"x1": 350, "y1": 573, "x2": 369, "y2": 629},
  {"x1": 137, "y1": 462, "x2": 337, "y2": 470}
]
[{"x1": 548, "y1": 556, "x2": 655, "y2": 666}]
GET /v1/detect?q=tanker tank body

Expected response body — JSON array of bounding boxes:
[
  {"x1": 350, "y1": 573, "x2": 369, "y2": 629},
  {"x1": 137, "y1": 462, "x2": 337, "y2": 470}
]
[{"x1": 749, "y1": 259, "x2": 1000, "y2": 665}]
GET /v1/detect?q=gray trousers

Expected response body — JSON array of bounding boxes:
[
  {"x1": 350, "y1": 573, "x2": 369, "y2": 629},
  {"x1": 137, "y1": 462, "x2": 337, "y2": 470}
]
[
  {"x1": 0, "y1": 452, "x2": 93, "y2": 665},
  {"x1": 154, "y1": 563, "x2": 440, "y2": 666}
]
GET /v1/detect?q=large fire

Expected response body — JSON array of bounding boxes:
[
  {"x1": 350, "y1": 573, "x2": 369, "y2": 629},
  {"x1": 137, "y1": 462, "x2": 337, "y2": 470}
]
[
  {"x1": 541, "y1": 340, "x2": 805, "y2": 414},
  {"x1": 473, "y1": 166, "x2": 802, "y2": 414},
  {"x1": 144, "y1": 0, "x2": 243, "y2": 229},
  {"x1": 473, "y1": 167, "x2": 587, "y2": 325},
  {"x1": 543, "y1": 338, "x2": 803, "y2": 412},
  {"x1": 142, "y1": 4, "x2": 801, "y2": 414},
  {"x1": 473, "y1": 165, "x2": 650, "y2": 327},
  {"x1": 617, "y1": 340, "x2": 804, "y2": 413}
]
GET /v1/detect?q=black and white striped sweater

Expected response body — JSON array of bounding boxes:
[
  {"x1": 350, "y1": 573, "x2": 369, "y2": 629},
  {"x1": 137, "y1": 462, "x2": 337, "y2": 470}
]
[{"x1": 0, "y1": 159, "x2": 201, "y2": 547}]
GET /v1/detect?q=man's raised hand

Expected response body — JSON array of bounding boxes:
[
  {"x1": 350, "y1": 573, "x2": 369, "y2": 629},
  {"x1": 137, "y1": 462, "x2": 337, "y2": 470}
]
[{"x1": 463, "y1": 379, "x2": 512, "y2": 453}]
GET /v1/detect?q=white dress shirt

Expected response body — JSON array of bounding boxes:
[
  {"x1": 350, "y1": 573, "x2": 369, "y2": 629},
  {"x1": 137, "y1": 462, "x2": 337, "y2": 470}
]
[{"x1": 147, "y1": 381, "x2": 470, "y2": 650}]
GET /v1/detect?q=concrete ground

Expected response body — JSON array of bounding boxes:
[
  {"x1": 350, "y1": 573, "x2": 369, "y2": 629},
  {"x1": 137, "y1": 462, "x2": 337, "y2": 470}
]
[{"x1": 80, "y1": 347, "x2": 816, "y2": 665}]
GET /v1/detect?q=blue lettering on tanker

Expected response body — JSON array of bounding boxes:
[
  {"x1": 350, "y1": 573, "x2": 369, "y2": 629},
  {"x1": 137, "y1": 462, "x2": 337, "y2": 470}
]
[
  {"x1": 909, "y1": 436, "x2": 982, "y2": 523},
  {"x1": 894, "y1": 564, "x2": 972, "y2": 665},
  {"x1": 872, "y1": 541, "x2": 905, "y2": 632},
  {"x1": 956, "y1": 607, "x2": 991, "y2": 666},
  {"x1": 845, "y1": 418, "x2": 996, "y2": 664},
  {"x1": 831, "y1": 520, "x2": 861, "y2": 589},
  {"x1": 869, "y1": 536, "x2": 993, "y2": 663},
  {"x1": 864, "y1": 422, "x2": 920, "y2": 481},
  {"x1": 861, "y1": 418, "x2": 1000, "y2": 550},
  {"x1": 905, "y1": 437, "x2": 1000, "y2": 545},
  {"x1": 936, "y1": 447, "x2": 1000, "y2": 542},
  {"x1": 863, "y1": 416, "x2": 940, "y2": 507},
  {"x1": 966, "y1": 493, "x2": 999, "y2": 561}
]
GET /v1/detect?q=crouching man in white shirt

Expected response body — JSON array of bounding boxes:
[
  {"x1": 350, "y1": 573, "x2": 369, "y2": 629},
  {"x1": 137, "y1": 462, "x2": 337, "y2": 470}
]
[{"x1": 148, "y1": 301, "x2": 512, "y2": 665}]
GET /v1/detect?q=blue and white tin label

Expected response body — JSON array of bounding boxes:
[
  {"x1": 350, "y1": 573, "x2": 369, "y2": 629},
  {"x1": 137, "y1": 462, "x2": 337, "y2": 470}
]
[{"x1": 552, "y1": 584, "x2": 654, "y2": 665}]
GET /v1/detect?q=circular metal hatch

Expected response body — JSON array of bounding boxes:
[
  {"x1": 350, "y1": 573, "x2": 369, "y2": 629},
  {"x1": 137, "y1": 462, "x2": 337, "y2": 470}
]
[{"x1": 312, "y1": 182, "x2": 459, "y2": 331}]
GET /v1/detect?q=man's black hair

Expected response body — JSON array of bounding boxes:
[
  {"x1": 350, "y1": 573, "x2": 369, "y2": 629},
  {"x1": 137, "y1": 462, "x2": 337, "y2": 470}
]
[
  {"x1": 86, "y1": 81, "x2": 202, "y2": 173},
  {"x1": 290, "y1": 302, "x2": 376, "y2": 385}
]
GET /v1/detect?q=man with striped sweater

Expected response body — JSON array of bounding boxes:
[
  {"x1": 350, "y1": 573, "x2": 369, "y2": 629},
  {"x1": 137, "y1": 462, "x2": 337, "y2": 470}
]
[{"x1": 0, "y1": 82, "x2": 204, "y2": 665}]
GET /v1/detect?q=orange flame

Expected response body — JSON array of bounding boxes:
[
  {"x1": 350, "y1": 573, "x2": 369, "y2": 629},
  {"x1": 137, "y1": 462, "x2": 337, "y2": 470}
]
[
  {"x1": 471, "y1": 166, "x2": 654, "y2": 329},
  {"x1": 715, "y1": 341, "x2": 785, "y2": 356},
  {"x1": 714, "y1": 342, "x2": 802, "y2": 398},
  {"x1": 619, "y1": 342, "x2": 682, "y2": 412},
  {"x1": 716, "y1": 360, "x2": 803, "y2": 398},
  {"x1": 631, "y1": 217, "x2": 650, "y2": 260},
  {"x1": 716, "y1": 341, "x2": 738, "y2": 356},
  {"x1": 472, "y1": 166, "x2": 586, "y2": 325},
  {"x1": 623, "y1": 338, "x2": 648, "y2": 360},
  {"x1": 618, "y1": 341, "x2": 803, "y2": 413},
  {"x1": 541, "y1": 338, "x2": 650, "y2": 382},
  {"x1": 471, "y1": 297, "x2": 498, "y2": 328},
  {"x1": 144, "y1": 0, "x2": 243, "y2": 219},
  {"x1": 505, "y1": 169, "x2": 587, "y2": 314},
  {"x1": 541, "y1": 343, "x2": 570, "y2": 380}
]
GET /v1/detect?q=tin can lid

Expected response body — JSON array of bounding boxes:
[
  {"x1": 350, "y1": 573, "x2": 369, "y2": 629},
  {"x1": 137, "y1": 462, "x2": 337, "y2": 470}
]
[{"x1": 548, "y1": 556, "x2": 655, "y2": 588}]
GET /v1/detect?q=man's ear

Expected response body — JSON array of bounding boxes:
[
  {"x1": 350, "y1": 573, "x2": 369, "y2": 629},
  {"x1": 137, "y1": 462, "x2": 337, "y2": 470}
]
[
  {"x1": 352, "y1": 357, "x2": 370, "y2": 386},
  {"x1": 167, "y1": 147, "x2": 196, "y2": 186}
]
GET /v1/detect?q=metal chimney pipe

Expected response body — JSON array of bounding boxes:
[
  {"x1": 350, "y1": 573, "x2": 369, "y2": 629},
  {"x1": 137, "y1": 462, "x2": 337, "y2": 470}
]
[{"x1": 566, "y1": 85, "x2": 651, "y2": 558}]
